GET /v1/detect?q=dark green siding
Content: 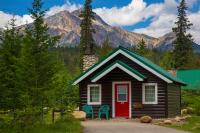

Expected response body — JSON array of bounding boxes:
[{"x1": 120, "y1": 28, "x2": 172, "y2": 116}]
[
  {"x1": 167, "y1": 84, "x2": 181, "y2": 117},
  {"x1": 80, "y1": 54, "x2": 169, "y2": 118}
]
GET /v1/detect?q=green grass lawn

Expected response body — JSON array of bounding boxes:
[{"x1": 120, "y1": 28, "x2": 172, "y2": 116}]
[
  {"x1": 0, "y1": 112, "x2": 83, "y2": 133},
  {"x1": 29, "y1": 116, "x2": 83, "y2": 133},
  {"x1": 166, "y1": 116, "x2": 200, "y2": 133}
]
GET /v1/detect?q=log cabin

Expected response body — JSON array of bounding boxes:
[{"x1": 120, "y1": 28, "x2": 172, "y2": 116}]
[{"x1": 73, "y1": 46, "x2": 186, "y2": 118}]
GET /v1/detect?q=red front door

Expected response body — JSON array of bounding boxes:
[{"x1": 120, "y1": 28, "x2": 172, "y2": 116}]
[{"x1": 115, "y1": 83, "x2": 129, "y2": 118}]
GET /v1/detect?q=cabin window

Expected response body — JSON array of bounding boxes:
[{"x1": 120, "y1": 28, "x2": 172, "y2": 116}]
[
  {"x1": 87, "y1": 84, "x2": 102, "y2": 105},
  {"x1": 142, "y1": 83, "x2": 158, "y2": 104},
  {"x1": 117, "y1": 86, "x2": 128, "y2": 102}
]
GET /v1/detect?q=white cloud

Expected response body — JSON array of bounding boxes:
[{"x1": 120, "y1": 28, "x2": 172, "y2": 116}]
[
  {"x1": 184, "y1": 0, "x2": 197, "y2": 7},
  {"x1": 46, "y1": 1, "x2": 81, "y2": 17},
  {"x1": 133, "y1": 1, "x2": 200, "y2": 44},
  {"x1": 94, "y1": 0, "x2": 148, "y2": 26},
  {"x1": 134, "y1": 13, "x2": 177, "y2": 37},
  {"x1": 0, "y1": 0, "x2": 199, "y2": 43},
  {"x1": 0, "y1": 0, "x2": 81, "y2": 28},
  {"x1": 94, "y1": 0, "x2": 178, "y2": 26},
  {"x1": 0, "y1": 11, "x2": 33, "y2": 28},
  {"x1": 188, "y1": 11, "x2": 200, "y2": 44},
  {"x1": 94, "y1": 0, "x2": 200, "y2": 43}
]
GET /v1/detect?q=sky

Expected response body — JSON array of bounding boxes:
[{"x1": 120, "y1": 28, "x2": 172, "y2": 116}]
[{"x1": 0, "y1": 0, "x2": 200, "y2": 44}]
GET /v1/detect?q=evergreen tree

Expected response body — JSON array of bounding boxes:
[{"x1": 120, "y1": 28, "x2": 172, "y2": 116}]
[
  {"x1": 172, "y1": 0, "x2": 193, "y2": 69},
  {"x1": 97, "y1": 37, "x2": 112, "y2": 59},
  {"x1": 79, "y1": 0, "x2": 96, "y2": 55},
  {"x1": 79, "y1": 0, "x2": 96, "y2": 72},
  {"x1": 136, "y1": 39, "x2": 147, "y2": 55},
  {"x1": 160, "y1": 51, "x2": 175, "y2": 70},
  {"x1": 20, "y1": 0, "x2": 59, "y2": 120},
  {"x1": 50, "y1": 66, "x2": 79, "y2": 111},
  {"x1": 0, "y1": 18, "x2": 24, "y2": 120},
  {"x1": 135, "y1": 39, "x2": 152, "y2": 59}
]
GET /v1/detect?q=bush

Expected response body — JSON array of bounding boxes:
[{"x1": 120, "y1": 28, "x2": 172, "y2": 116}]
[
  {"x1": 193, "y1": 103, "x2": 200, "y2": 116},
  {"x1": 181, "y1": 91, "x2": 196, "y2": 108},
  {"x1": 181, "y1": 90, "x2": 200, "y2": 116},
  {"x1": 0, "y1": 113, "x2": 82, "y2": 133}
]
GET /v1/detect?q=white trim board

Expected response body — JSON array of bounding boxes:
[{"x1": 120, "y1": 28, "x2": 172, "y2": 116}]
[
  {"x1": 142, "y1": 83, "x2": 158, "y2": 104},
  {"x1": 73, "y1": 51, "x2": 121, "y2": 85},
  {"x1": 87, "y1": 84, "x2": 102, "y2": 105},
  {"x1": 91, "y1": 63, "x2": 144, "y2": 82},
  {"x1": 73, "y1": 49, "x2": 172, "y2": 85},
  {"x1": 112, "y1": 81, "x2": 132, "y2": 118}
]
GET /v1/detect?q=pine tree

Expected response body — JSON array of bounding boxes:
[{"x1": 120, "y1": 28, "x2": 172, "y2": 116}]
[
  {"x1": 79, "y1": 0, "x2": 96, "y2": 55},
  {"x1": 97, "y1": 37, "x2": 112, "y2": 59},
  {"x1": 20, "y1": 0, "x2": 59, "y2": 120},
  {"x1": 160, "y1": 51, "x2": 175, "y2": 70},
  {"x1": 136, "y1": 39, "x2": 148, "y2": 57},
  {"x1": 172, "y1": 0, "x2": 193, "y2": 69},
  {"x1": 0, "y1": 18, "x2": 24, "y2": 120}
]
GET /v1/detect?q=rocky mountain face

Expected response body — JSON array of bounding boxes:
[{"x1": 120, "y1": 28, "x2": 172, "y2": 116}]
[
  {"x1": 45, "y1": 9, "x2": 160, "y2": 48},
  {"x1": 9, "y1": 9, "x2": 200, "y2": 51},
  {"x1": 44, "y1": 9, "x2": 200, "y2": 51},
  {"x1": 156, "y1": 32, "x2": 200, "y2": 52}
]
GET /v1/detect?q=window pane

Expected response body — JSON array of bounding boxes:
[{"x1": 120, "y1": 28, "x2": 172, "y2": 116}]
[
  {"x1": 145, "y1": 85, "x2": 155, "y2": 102},
  {"x1": 117, "y1": 86, "x2": 127, "y2": 102},
  {"x1": 117, "y1": 86, "x2": 127, "y2": 94},
  {"x1": 90, "y1": 86, "x2": 100, "y2": 102},
  {"x1": 118, "y1": 94, "x2": 127, "y2": 101}
]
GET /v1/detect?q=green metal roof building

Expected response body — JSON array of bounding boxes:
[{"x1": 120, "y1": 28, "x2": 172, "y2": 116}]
[
  {"x1": 177, "y1": 69, "x2": 200, "y2": 90},
  {"x1": 73, "y1": 46, "x2": 186, "y2": 118}
]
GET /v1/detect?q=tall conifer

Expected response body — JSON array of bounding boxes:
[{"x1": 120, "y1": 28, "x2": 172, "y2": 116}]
[
  {"x1": 21, "y1": 0, "x2": 59, "y2": 119},
  {"x1": 0, "y1": 18, "x2": 24, "y2": 120},
  {"x1": 79, "y1": 0, "x2": 96, "y2": 55},
  {"x1": 172, "y1": 0, "x2": 193, "y2": 69},
  {"x1": 136, "y1": 39, "x2": 147, "y2": 56}
]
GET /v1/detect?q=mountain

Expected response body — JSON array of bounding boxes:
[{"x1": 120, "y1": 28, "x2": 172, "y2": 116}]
[
  {"x1": 43, "y1": 9, "x2": 159, "y2": 48},
  {"x1": 156, "y1": 32, "x2": 200, "y2": 52},
  {"x1": 17, "y1": 9, "x2": 200, "y2": 51}
]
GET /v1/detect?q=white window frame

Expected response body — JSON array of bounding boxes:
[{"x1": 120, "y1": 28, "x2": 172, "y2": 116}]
[
  {"x1": 87, "y1": 84, "x2": 102, "y2": 105},
  {"x1": 117, "y1": 86, "x2": 128, "y2": 102},
  {"x1": 142, "y1": 83, "x2": 158, "y2": 104}
]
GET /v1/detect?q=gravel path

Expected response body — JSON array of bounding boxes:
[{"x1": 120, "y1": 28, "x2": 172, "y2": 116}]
[{"x1": 82, "y1": 120, "x2": 190, "y2": 133}]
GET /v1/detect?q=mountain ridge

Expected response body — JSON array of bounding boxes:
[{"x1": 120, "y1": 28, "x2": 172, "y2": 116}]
[
  {"x1": 44, "y1": 9, "x2": 200, "y2": 51},
  {"x1": 3, "y1": 9, "x2": 200, "y2": 51},
  {"x1": 44, "y1": 9, "x2": 160, "y2": 48}
]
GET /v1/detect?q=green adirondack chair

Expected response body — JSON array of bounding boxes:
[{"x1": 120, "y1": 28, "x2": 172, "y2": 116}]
[
  {"x1": 82, "y1": 105, "x2": 94, "y2": 119},
  {"x1": 98, "y1": 105, "x2": 110, "y2": 120}
]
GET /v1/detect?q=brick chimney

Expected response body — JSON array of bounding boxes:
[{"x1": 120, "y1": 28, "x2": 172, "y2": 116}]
[{"x1": 83, "y1": 54, "x2": 98, "y2": 72}]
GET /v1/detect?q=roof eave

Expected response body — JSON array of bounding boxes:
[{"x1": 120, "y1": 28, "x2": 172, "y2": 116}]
[{"x1": 72, "y1": 46, "x2": 181, "y2": 85}]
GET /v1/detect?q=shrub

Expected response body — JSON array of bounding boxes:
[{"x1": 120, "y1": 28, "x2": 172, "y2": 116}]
[
  {"x1": 0, "y1": 113, "x2": 82, "y2": 133},
  {"x1": 181, "y1": 91, "x2": 196, "y2": 108},
  {"x1": 193, "y1": 103, "x2": 200, "y2": 116},
  {"x1": 181, "y1": 90, "x2": 200, "y2": 116}
]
